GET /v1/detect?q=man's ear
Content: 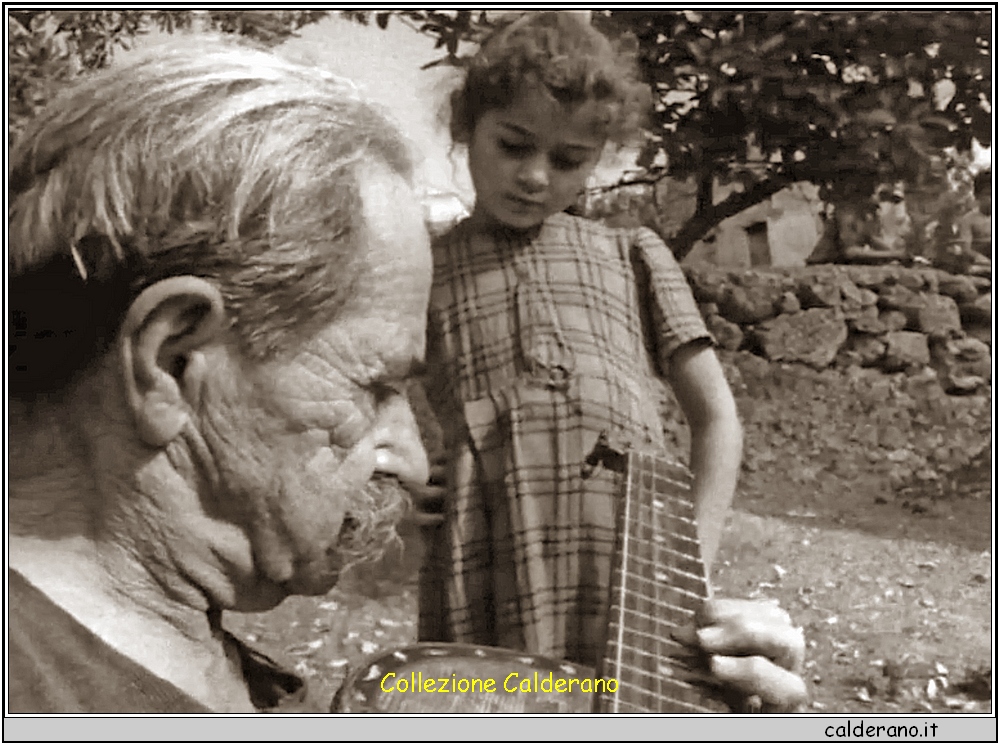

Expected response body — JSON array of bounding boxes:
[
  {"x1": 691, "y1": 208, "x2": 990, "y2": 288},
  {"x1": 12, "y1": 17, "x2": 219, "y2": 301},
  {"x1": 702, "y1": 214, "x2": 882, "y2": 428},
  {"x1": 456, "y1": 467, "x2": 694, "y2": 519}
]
[{"x1": 118, "y1": 276, "x2": 227, "y2": 447}]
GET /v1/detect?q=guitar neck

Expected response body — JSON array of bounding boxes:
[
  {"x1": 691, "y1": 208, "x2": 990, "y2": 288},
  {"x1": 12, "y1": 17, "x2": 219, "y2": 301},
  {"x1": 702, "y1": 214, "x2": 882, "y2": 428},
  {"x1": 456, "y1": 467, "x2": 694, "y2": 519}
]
[{"x1": 595, "y1": 450, "x2": 729, "y2": 713}]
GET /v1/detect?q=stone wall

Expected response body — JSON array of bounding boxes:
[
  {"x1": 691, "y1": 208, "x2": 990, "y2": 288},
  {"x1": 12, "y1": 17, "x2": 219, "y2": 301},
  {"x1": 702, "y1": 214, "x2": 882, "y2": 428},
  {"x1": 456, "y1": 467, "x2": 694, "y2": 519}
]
[
  {"x1": 684, "y1": 264, "x2": 992, "y2": 395},
  {"x1": 657, "y1": 264, "x2": 992, "y2": 506}
]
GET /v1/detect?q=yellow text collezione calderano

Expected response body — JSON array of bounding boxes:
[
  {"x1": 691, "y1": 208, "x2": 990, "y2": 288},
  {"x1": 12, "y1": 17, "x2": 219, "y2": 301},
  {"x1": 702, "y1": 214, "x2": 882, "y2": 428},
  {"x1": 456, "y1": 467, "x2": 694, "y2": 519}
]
[{"x1": 380, "y1": 671, "x2": 619, "y2": 694}]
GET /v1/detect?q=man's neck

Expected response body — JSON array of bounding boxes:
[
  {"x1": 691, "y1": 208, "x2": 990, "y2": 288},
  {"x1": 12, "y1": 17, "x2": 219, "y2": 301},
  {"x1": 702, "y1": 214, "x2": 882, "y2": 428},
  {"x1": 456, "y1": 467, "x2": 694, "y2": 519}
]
[
  {"x1": 8, "y1": 412, "x2": 259, "y2": 713},
  {"x1": 9, "y1": 533, "x2": 256, "y2": 712}
]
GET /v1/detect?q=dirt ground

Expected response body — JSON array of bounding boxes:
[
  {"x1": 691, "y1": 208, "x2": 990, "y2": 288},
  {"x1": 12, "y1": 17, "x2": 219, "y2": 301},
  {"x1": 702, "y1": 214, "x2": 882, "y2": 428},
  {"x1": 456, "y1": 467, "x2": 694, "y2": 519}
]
[{"x1": 227, "y1": 470, "x2": 991, "y2": 715}]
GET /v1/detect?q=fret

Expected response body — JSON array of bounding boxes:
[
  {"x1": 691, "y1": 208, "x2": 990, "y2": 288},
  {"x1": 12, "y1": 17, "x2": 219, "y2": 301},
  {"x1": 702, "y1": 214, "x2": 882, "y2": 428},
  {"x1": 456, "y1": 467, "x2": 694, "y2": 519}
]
[
  {"x1": 619, "y1": 543, "x2": 708, "y2": 578},
  {"x1": 606, "y1": 693, "x2": 721, "y2": 715},
  {"x1": 605, "y1": 615, "x2": 695, "y2": 639},
  {"x1": 603, "y1": 628, "x2": 703, "y2": 664},
  {"x1": 651, "y1": 498, "x2": 697, "y2": 525},
  {"x1": 613, "y1": 669, "x2": 708, "y2": 695},
  {"x1": 612, "y1": 679, "x2": 723, "y2": 713},
  {"x1": 647, "y1": 479, "x2": 697, "y2": 500},
  {"x1": 605, "y1": 444, "x2": 638, "y2": 708},
  {"x1": 628, "y1": 510, "x2": 700, "y2": 539},
  {"x1": 597, "y1": 447, "x2": 729, "y2": 713},
  {"x1": 609, "y1": 669, "x2": 680, "y2": 708},
  {"x1": 623, "y1": 518, "x2": 701, "y2": 547},
  {"x1": 609, "y1": 576, "x2": 706, "y2": 612},
  {"x1": 603, "y1": 640, "x2": 703, "y2": 682},
  {"x1": 606, "y1": 599, "x2": 700, "y2": 626},
  {"x1": 614, "y1": 553, "x2": 710, "y2": 591},
  {"x1": 655, "y1": 566, "x2": 707, "y2": 587},
  {"x1": 612, "y1": 575, "x2": 708, "y2": 607}
]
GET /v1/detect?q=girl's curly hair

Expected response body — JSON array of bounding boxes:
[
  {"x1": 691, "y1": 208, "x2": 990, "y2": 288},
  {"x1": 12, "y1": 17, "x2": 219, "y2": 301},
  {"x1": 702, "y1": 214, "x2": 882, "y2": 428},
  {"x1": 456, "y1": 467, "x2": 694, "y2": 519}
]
[{"x1": 450, "y1": 12, "x2": 651, "y2": 146}]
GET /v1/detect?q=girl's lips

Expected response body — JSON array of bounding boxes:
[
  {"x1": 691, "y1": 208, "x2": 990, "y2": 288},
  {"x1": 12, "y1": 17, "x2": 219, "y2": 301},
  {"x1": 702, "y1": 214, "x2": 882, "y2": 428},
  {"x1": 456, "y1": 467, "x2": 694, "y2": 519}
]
[{"x1": 506, "y1": 194, "x2": 544, "y2": 209}]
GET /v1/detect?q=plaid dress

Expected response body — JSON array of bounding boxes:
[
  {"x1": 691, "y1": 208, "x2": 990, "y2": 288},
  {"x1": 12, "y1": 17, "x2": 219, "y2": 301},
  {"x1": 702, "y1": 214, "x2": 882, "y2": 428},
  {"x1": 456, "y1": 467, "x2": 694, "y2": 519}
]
[{"x1": 419, "y1": 212, "x2": 711, "y2": 668}]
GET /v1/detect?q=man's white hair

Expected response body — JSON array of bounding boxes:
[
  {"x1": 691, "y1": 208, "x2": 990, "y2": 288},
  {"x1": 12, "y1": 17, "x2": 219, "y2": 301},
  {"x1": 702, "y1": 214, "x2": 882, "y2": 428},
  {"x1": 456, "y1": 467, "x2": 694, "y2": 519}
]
[{"x1": 9, "y1": 37, "x2": 415, "y2": 397}]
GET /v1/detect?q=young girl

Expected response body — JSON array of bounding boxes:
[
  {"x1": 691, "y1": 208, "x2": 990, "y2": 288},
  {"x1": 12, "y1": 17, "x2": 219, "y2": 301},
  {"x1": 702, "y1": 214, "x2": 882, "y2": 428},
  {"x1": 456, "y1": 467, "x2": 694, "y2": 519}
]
[{"x1": 419, "y1": 11, "x2": 743, "y2": 671}]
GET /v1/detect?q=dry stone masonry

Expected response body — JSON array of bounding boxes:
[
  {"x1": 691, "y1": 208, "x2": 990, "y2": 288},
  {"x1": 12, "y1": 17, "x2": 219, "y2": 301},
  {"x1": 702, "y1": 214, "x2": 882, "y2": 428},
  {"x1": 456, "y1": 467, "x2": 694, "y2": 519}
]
[
  {"x1": 648, "y1": 263, "x2": 993, "y2": 509},
  {"x1": 685, "y1": 264, "x2": 992, "y2": 395}
]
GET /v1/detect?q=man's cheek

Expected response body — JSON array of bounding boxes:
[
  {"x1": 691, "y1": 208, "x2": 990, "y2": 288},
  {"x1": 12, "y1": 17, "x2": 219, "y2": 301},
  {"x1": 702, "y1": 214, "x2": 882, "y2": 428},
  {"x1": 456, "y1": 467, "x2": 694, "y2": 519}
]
[{"x1": 295, "y1": 447, "x2": 349, "y2": 532}]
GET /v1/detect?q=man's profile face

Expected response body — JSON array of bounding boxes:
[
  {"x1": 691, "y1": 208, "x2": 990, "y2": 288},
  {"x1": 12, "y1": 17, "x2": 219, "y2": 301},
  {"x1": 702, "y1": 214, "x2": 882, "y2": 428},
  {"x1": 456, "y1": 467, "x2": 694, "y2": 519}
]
[{"x1": 194, "y1": 162, "x2": 433, "y2": 607}]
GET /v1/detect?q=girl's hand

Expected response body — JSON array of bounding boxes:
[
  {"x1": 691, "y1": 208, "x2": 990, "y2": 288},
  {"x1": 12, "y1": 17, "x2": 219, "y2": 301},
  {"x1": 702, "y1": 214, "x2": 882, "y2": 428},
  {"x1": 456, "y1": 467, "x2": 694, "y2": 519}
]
[
  {"x1": 406, "y1": 461, "x2": 447, "y2": 526},
  {"x1": 683, "y1": 598, "x2": 809, "y2": 712}
]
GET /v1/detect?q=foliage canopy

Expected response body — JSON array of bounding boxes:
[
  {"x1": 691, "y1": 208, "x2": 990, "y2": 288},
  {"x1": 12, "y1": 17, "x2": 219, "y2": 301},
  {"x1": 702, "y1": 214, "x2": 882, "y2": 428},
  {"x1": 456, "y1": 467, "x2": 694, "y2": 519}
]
[
  {"x1": 7, "y1": 10, "x2": 329, "y2": 142},
  {"x1": 360, "y1": 10, "x2": 992, "y2": 258},
  {"x1": 9, "y1": 9, "x2": 992, "y2": 258}
]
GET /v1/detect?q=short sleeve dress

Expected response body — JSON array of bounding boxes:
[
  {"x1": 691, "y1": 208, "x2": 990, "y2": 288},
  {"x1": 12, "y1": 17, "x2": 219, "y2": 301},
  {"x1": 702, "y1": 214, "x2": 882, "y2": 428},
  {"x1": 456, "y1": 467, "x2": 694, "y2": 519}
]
[{"x1": 419, "y1": 212, "x2": 712, "y2": 668}]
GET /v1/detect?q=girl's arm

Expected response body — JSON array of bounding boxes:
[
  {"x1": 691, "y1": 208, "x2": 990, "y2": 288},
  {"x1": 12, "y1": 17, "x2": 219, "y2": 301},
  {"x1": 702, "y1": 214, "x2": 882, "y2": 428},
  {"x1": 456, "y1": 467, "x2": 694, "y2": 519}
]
[
  {"x1": 629, "y1": 227, "x2": 741, "y2": 569},
  {"x1": 666, "y1": 341, "x2": 743, "y2": 575}
]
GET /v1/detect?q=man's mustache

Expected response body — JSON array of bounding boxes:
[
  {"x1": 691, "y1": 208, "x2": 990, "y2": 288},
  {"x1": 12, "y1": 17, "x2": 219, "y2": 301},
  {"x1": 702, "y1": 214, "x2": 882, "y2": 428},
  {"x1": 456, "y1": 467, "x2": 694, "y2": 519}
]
[{"x1": 334, "y1": 474, "x2": 411, "y2": 571}]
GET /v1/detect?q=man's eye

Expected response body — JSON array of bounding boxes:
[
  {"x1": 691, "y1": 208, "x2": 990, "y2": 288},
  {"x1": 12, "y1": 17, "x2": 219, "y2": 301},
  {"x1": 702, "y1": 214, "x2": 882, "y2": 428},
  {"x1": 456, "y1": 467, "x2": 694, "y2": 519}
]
[{"x1": 371, "y1": 381, "x2": 404, "y2": 404}]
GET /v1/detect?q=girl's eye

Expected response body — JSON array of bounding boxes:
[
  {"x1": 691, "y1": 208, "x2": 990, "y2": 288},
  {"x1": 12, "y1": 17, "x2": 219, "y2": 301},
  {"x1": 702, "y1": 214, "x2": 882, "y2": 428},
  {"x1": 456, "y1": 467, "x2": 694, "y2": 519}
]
[
  {"x1": 552, "y1": 156, "x2": 586, "y2": 171},
  {"x1": 499, "y1": 139, "x2": 531, "y2": 156}
]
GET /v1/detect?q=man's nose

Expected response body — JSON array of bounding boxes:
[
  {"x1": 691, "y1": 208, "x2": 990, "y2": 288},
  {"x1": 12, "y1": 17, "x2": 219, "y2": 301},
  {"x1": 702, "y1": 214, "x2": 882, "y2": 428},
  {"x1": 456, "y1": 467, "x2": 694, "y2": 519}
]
[
  {"x1": 373, "y1": 394, "x2": 430, "y2": 494},
  {"x1": 516, "y1": 155, "x2": 549, "y2": 192}
]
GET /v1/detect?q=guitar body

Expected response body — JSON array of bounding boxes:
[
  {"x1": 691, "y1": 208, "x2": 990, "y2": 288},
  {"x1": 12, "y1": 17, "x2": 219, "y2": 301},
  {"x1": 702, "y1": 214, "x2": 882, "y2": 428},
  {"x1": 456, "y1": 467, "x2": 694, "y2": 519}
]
[
  {"x1": 334, "y1": 439, "x2": 731, "y2": 714},
  {"x1": 333, "y1": 643, "x2": 595, "y2": 713}
]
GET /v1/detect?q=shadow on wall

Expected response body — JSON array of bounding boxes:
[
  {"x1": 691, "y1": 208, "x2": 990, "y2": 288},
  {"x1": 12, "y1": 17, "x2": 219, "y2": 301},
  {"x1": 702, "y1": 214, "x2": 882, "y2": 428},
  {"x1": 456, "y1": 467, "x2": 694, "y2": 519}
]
[{"x1": 683, "y1": 181, "x2": 826, "y2": 269}]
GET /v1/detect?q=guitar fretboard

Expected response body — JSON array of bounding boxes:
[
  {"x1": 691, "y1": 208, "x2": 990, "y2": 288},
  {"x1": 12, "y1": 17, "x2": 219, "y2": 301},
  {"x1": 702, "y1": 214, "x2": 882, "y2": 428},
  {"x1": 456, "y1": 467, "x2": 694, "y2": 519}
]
[{"x1": 595, "y1": 451, "x2": 729, "y2": 713}]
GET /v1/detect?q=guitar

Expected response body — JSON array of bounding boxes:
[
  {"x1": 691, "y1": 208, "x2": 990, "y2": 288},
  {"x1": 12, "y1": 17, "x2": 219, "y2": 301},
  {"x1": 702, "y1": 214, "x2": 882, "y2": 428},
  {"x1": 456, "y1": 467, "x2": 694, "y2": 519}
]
[{"x1": 332, "y1": 436, "x2": 730, "y2": 713}]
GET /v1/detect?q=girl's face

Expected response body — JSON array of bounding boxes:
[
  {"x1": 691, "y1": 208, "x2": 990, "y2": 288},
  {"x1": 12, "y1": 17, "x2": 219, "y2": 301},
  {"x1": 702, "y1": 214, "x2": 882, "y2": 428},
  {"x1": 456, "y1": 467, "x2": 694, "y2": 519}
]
[{"x1": 467, "y1": 86, "x2": 607, "y2": 230}]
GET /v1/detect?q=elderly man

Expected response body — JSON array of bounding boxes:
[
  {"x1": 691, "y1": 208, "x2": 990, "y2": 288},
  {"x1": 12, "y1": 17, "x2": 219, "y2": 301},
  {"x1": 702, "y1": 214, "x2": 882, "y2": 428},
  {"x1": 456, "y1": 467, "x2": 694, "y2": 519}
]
[
  {"x1": 8, "y1": 39, "x2": 806, "y2": 714},
  {"x1": 8, "y1": 40, "x2": 432, "y2": 713}
]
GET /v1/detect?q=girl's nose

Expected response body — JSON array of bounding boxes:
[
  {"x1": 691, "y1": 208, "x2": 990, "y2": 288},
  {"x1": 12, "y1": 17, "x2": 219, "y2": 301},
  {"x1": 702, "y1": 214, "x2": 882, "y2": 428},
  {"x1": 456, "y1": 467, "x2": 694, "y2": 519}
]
[{"x1": 516, "y1": 156, "x2": 549, "y2": 193}]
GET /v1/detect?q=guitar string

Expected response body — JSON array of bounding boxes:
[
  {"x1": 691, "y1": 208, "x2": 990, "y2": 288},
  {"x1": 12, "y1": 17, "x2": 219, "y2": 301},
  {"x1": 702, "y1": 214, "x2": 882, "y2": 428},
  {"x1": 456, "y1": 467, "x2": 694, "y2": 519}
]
[
  {"x1": 601, "y1": 450, "x2": 714, "y2": 713},
  {"x1": 615, "y1": 675, "x2": 714, "y2": 700},
  {"x1": 639, "y1": 453, "x2": 661, "y2": 713},
  {"x1": 615, "y1": 576, "x2": 703, "y2": 612},
  {"x1": 613, "y1": 680, "x2": 720, "y2": 713},
  {"x1": 602, "y1": 627, "x2": 701, "y2": 664},
  {"x1": 626, "y1": 452, "x2": 656, "y2": 712},
  {"x1": 647, "y1": 453, "x2": 708, "y2": 711},
  {"x1": 656, "y1": 453, "x2": 702, "y2": 713},
  {"x1": 640, "y1": 450, "x2": 664, "y2": 712},
  {"x1": 618, "y1": 550, "x2": 707, "y2": 583},
  {"x1": 611, "y1": 561, "x2": 706, "y2": 595},
  {"x1": 634, "y1": 453, "x2": 668, "y2": 713},
  {"x1": 605, "y1": 620, "x2": 691, "y2": 645},
  {"x1": 609, "y1": 448, "x2": 632, "y2": 714},
  {"x1": 612, "y1": 452, "x2": 666, "y2": 712},
  {"x1": 640, "y1": 453, "x2": 666, "y2": 713}
]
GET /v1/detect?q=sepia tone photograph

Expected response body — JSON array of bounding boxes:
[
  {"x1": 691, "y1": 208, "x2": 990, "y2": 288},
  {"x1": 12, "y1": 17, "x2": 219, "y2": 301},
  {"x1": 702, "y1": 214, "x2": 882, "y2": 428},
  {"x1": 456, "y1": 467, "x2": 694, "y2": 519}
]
[{"x1": 6, "y1": 7, "x2": 993, "y2": 729}]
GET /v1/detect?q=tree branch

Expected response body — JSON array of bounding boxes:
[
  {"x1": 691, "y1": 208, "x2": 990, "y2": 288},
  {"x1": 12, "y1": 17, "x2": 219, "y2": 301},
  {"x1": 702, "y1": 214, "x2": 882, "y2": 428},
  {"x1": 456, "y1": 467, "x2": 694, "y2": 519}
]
[{"x1": 670, "y1": 175, "x2": 794, "y2": 260}]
